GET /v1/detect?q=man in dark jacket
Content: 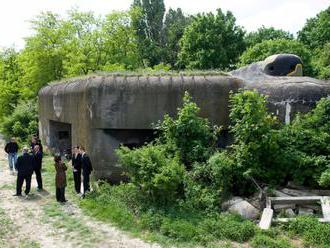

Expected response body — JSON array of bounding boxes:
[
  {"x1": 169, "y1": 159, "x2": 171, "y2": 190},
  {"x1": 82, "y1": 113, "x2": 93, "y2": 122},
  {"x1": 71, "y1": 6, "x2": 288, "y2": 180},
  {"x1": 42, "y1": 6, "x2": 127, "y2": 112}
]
[
  {"x1": 14, "y1": 147, "x2": 34, "y2": 196},
  {"x1": 80, "y1": 146, "x2": 93, "y2": 195},
  {"x1": 4, "y1": 137, "x2": 19, "y2": 173},
  {"x1": 31, "y1": 136, "x2": 43, "y2": 154},
  {"x1": 71, "y1": 146, "x2": 82, "y2": 194},
  {"x1": 33, "y1": 145, "x2": 43, "y2": 190}
]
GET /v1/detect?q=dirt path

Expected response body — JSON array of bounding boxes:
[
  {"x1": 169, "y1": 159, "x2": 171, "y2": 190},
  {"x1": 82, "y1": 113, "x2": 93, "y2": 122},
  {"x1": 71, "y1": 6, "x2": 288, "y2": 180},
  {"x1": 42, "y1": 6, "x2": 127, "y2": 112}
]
[{"x1": 0, "y1": 139, "x2": 159, "y2": 248}]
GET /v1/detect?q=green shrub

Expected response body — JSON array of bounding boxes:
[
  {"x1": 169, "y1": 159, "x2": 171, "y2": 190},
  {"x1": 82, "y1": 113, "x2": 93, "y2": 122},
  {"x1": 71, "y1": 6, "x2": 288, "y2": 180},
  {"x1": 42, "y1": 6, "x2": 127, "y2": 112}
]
[
  {"x1": 184, "y1": 151, "x2": 235, "y2": 209},
  {"x1": 229, "y1": 91, "x2": 330, "y2": 189},
  {"x1": 229, "y1": 90, "x2": 289, "y2": 189},
  {"x1": 116, "y1": 144, "x2": 185, "y2": 204},
  {"x1": 319, "y1": 169, "x2": 330, "y2": 187},
  {"x1": 157, "y1": 91, "x2": 218, "y2": 167},
  {"x1": 280, "y1": 97, "x2": 330, "y2": 187}
]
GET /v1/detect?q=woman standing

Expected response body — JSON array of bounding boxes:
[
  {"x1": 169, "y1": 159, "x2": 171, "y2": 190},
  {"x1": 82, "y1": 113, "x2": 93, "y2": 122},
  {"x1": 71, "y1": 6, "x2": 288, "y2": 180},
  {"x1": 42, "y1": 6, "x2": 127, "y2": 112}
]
[{"x1": 54, "y1": 154, "x2": 67, "y2": 203}]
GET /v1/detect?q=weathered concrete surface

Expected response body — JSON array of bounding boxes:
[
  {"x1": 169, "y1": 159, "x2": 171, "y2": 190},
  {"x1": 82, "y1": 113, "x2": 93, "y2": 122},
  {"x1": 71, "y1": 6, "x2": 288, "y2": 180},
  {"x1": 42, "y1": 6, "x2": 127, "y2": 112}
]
[{"x1": 39, "y1": 55, "x2": 330, "y2": 182}]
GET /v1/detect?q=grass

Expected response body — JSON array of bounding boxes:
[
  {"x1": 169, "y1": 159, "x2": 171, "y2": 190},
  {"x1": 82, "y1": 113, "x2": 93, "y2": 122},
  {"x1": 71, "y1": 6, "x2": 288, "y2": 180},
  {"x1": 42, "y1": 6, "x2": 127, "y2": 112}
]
[
  {"x1": 250, "y1": 235, "x2": 293, "y2": 248},
  {"x1": 41, "y1": 202, "x2": 101, "y2": 247},
  {"x1": 79, "y1": 182, "x2": 256, "y2": 247},
  {"x1": 0, "y1": 183, "x2": 15, "y2": 190},
  {"x1": 285, "y1": 216, "x2": 330, "y2": 248}
]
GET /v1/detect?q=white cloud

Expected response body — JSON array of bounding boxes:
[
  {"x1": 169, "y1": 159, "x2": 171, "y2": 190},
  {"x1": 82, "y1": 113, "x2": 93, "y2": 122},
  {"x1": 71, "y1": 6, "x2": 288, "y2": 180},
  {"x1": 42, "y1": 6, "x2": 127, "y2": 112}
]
[{"x1": 0, "y1": 0, "x2": 328, "y2": 49}]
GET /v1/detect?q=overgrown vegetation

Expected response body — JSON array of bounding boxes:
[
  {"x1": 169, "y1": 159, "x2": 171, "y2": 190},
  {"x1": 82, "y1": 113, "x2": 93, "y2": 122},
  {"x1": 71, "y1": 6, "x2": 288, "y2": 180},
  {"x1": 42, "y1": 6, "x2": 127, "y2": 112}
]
[
  {"x1": 286, "y1": 216, "x2": 330, "y2": 248},
  {"x1": 80, "y1": 90, "x2": 330, "y2": 246}
]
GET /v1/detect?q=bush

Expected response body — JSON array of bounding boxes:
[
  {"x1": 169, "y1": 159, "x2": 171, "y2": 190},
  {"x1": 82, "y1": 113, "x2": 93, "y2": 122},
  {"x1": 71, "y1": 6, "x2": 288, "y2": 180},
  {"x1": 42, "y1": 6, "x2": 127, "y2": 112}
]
[
  {"x1": 116, "y1": 144, "x2": 185, "y2": 204},
  {"x1": 229, "y1": 90, "x2": 330, "y2": 189},
  {"x1": 157, "y1": 91, "x2": 218, "y2": 167},
  {"x1": 229, "y1": 90, "x2": 288, "y2": 189},
  {"x1": 319, "y1": 169, "x2": 330, "y2": 187},
  {"x1": 281, "y1": 97, "x2": 330, "y2": 187},
  {"x1": 184, "y1": 151, "x2": 235, "y2": 209}
]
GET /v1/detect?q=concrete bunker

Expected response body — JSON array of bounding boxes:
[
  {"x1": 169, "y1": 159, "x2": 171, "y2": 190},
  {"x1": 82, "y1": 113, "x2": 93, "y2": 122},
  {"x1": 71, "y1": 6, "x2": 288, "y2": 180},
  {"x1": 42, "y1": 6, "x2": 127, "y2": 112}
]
[{"x1": 38, "y1": 54, "x2": 330, "y2": 182}]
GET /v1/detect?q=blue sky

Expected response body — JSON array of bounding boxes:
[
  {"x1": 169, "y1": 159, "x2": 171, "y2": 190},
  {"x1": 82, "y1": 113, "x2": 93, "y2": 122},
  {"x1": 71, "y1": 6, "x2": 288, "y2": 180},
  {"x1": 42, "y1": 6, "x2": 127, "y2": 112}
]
[{"x1": 0, "y1": 0, "x2": 329, "y2": 49}]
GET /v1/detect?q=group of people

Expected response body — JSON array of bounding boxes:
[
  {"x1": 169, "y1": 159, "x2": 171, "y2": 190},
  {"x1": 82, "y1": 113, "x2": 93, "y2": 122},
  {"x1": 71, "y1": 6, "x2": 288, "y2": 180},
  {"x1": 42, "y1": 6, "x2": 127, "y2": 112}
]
[
  {"x1": 5, "y1": 137, "x2": 43, "y2": 196},
  {"x1": 55, "y1": 146, "x2": 93, "y2": 202},
  {"x1": 4, "y1": 136, "x2": 93, "y2": 203}
]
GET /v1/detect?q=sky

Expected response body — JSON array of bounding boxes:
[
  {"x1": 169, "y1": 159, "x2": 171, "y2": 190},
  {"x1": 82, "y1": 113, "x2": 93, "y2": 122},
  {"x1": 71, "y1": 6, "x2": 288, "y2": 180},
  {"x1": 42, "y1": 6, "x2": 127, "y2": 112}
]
[{"x1": 0, "y1": 0, "x2": 329, "y2": 49}]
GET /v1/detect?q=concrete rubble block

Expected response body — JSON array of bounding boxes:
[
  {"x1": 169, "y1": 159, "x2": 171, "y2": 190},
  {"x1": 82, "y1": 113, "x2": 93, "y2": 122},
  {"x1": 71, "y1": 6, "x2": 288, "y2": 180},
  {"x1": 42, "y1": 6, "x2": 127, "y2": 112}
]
[
  {"x1": 228, "y1": 200, "x2": 260, "y2": 220},
  {"x1": 259, "y1": 208, "x2": 273, "y2": 230},
  {"x1": 221, "y1": 197, "x2": 244, "y2": 210},
  {"x1": 321, "y1": 197, "x2": 330, "y2": 220}
]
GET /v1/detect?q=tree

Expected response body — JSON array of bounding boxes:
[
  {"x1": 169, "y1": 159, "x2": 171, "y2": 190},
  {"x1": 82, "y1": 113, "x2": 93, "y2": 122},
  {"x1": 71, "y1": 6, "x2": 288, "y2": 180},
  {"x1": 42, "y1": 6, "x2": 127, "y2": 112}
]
[
  {"x1": 313, "y1": 42, "x2": 330, "y2": 79},
  {"x1": 18, "y1": 12, "x2": 67, "y2": 95},
  {"x1": 62, "y1": 9, "x2": 104, "y2": 76},
  {"x1": 162, "y1": 8, "x2": 191, "y2": 67},
  {"x1": 101, "y1": 11, "x2": 141, "y2": 70},
  {"x1": 1, "y1": 100, "x2": 38, "y2": 142},
  {"x1": 177, "y1": 9, "x2": 245, "y2": 70},
  {"x1": 238, "y1": 39, "x2": 314, "y2": 76},
  {"x1": 0, "y1": 48, "x2": 22, "y2": 120},
  {"x1": 298, "y1": 6, "x2": 330, "y2": 50},
  {"x1": 245, "y1": 26, "x2": 293, "y2": 48},
  {"x1": 131, "y1": 0, "x2": 166, "y2": 66}
]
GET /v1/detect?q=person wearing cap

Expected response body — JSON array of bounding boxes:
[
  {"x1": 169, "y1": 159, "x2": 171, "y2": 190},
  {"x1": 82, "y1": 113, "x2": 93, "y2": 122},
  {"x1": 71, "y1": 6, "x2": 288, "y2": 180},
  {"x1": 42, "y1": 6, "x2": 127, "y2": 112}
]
[{"x1": 14, "y1": 147, "x2": 34, "y2": 196}]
